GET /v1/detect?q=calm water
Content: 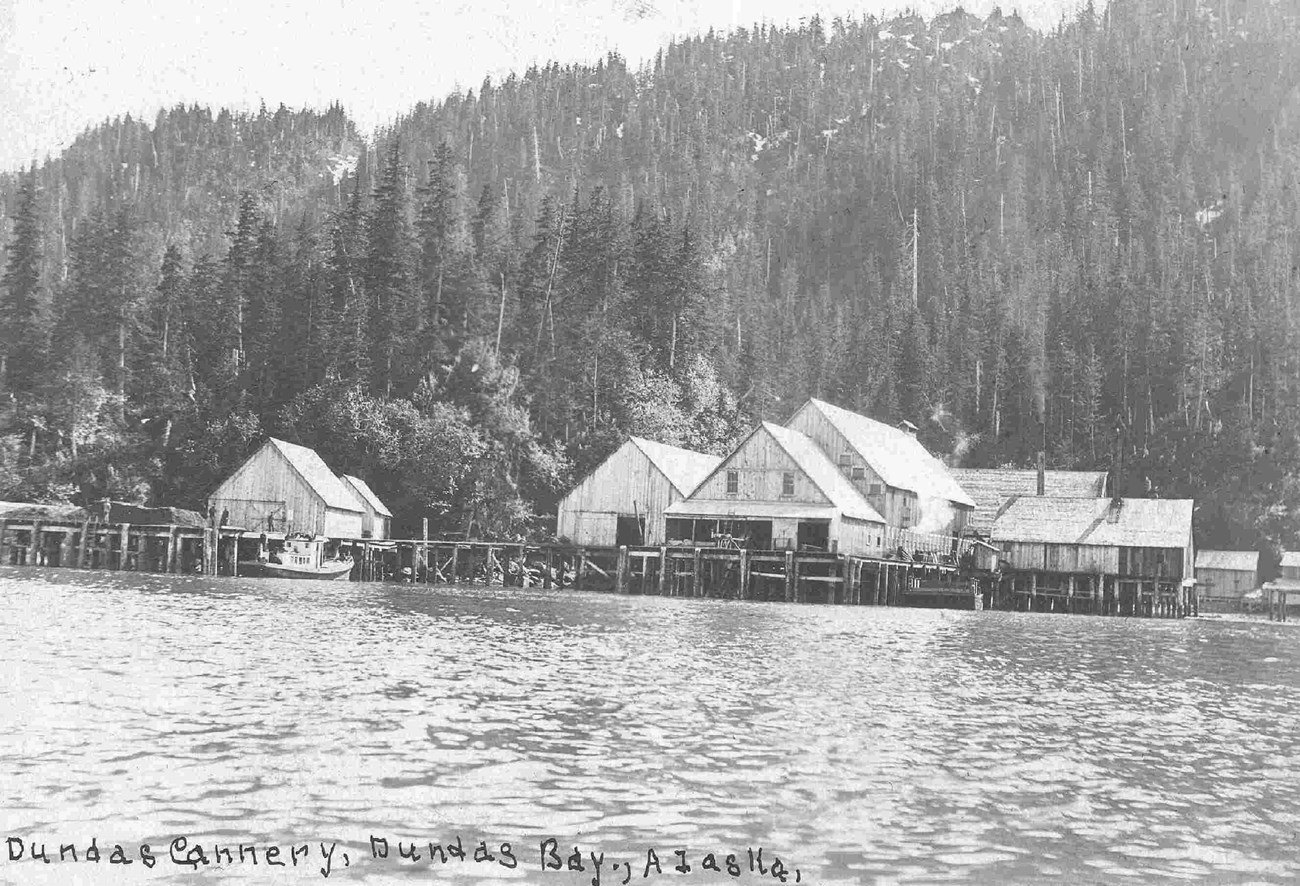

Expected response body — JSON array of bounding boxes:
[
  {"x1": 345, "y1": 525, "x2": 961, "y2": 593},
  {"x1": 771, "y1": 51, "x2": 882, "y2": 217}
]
[{"x1": 2, "y1": 567, "x2": 1300, "y2": 885}]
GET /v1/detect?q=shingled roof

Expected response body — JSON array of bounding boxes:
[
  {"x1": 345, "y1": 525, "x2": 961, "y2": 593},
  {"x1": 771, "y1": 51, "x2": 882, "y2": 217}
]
[
  {"x1": 267, "y1": 438, "x2": 361, "y2": 512},
  {"x1": 796, "y1": 399, "x2": 975, "y2": 508},
  {"x1": 991, "y1": 495, "x2": 1193, "y2": 549},
  {"x1": 630, "y1": 437, "x2": 722, "y2": 496},
  {"x1": 950, "y1": 468, "x2": 1108, "y2": 534},
  {"x1": 1196, "y1": 550, "x2": 1259, "y2": 572}
]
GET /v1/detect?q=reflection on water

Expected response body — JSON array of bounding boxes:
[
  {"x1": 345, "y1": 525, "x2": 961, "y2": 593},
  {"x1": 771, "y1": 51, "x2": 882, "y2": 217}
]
[{"x1": 2, "y1": 566, "x2": 1300, "y2": 884}]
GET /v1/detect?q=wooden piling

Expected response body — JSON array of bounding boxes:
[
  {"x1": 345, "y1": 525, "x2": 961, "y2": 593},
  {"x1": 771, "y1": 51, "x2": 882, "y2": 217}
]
[
  {"x1": 0, "y1": 520, "x2": 9, "y2": 566},
  {"x1": 421, "y1": 518, "x2": 430, "y2": 583},
  {"x1": 57, "y1": 527, "x2": 74, "y2": 567},
  {"x1": 738, "y1": 549, "x2": 750, "y2": 600},
  {"x1": 576, "y1": 550, "x2": 586, "y2": 591},
  {"x1": 115, "y1": 523, "x2": 129, "y2": 570},
  {"x1": 658, "y1": 547, "x2": 669, "y2": 596},
  {"x1": 615, "y1": 546, "x2": 629, "y2": 594},
  {"x1": 692, "y1": 547, "x2": 703, "y2": 598}
]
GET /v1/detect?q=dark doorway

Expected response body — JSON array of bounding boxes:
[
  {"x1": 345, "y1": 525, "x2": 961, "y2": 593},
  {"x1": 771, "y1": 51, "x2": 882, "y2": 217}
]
[
  {"x1": 797, "y1": 520, "x2": 831, "y2": 551},
  {"x1": 616, "y1": 516, "x2": 646, "y2": 546}
]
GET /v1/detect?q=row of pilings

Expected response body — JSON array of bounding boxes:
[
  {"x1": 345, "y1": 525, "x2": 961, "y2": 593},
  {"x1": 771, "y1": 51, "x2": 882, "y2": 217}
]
[{"x1": 1, "y1": 517, "x2": 1219, "y2": 619}]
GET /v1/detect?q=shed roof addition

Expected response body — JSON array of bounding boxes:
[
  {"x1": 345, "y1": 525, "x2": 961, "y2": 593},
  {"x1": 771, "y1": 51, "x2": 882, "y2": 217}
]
[
  {"x1": 630, "y1": 437, "x2": 722, "y2": 496},
  {"x1": 798, "y1": 399, "x2": 975, "y2": 508},
  {"x1": 950, "y1": 468, "x2": 1108, "y2": 534},
  {"x1": 991, "y1": 495, "x2": 1193, "y2": 548},
  {"x1": 267, "y1": 438, "x2": 362, "y2": 512},
  {"x1": 1195, "y1": 550, "x2": 1259, "y2": 572},
  {"x1": 341, "y1": 474, "x2": 394, "y2": 518}
]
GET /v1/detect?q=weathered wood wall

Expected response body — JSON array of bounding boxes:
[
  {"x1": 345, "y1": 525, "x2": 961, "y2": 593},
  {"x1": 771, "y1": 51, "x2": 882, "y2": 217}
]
[
  {"x1": 555, "y1": 440, "x2": 679, "y2": 546},
  {"x1": 786, "y1": 402, "x2": 966, "y2": 533},
  {"x1": 1197, "y1": 567, "x2": 1257, "y2": 598},
  {"x1": 838, "y1": 516, "x2": 886, "y2": 558},
  {"x1": 691, "y1": 428, "x2": 826, "y2": 504},
  {"x1": 209, "y1": 445, "x2": 363, "y2": 538}
]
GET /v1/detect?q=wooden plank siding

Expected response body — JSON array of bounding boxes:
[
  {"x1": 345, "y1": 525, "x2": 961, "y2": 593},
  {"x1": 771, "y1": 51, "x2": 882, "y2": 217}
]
[
  {"x1": 667, "y1": 425, "x2": 885, "y2": 558},
  {"x1": 556, "y1": 440, "x2": 680, "y2": 546},
  {"x1": 209, "y1": 445, "x2": 363, "y2": 539},
  {"x1": 1001, "y1": 542, "x2": 1119, "y2": 574},
  {"x1": 839, "y1": 517, "x2": 887, "y2": 557},
  {"x1": 1197, "y1": 567, "x2": 1257, "y2": 598},
  {"x1": 785, "y1": 402, "x2": 964, "y2": 533},
  {"x1": 690, "y1": 429, "x2": 827, "y2": 505},
  {"x1": 785, "y1": 402, "x2": 894, "y2": 519}
]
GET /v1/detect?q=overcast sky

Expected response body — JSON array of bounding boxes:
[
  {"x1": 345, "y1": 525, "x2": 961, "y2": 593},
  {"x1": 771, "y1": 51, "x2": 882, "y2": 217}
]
[{"x1": 0, "y1": 0, "x2": 1080, "y2": 173}]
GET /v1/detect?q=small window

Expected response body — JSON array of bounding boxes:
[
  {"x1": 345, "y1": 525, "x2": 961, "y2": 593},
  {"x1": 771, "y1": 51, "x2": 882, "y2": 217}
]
[
  {"x1": 838, "y1": 452, "x2": 852, "y2": 468},
  {"x1": 782, "y1": 472, "x2": 795, "y2": 496},
  {"x1": 726, "y1": 470, "x2": 739, "y2": 494},
  {"x1": 852, "y1": 466, "x2": 866, "y2": 480},
  {"x1": 868, "y1": 483, "x2": 882, "y2": 496}
]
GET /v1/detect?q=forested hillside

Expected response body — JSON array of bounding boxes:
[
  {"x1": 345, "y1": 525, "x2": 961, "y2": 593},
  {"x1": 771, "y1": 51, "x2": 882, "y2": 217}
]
[{"x1": 1, "y1": 0, "x2": 1298, "y2": 556}]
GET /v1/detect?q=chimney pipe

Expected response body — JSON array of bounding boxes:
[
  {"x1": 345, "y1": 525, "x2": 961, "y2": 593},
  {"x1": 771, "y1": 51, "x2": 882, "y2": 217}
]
[{"x1": 1036, "y1": 451, "x2": 1045, "y2": 496}]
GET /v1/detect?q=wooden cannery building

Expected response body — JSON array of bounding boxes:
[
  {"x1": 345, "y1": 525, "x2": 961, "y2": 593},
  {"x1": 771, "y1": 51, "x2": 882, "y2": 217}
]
[
  {"x1": 1194, "y1": 550, "x2": 1260, "y2": 604},
  {"x1": 340, "y1": 474, "x2": 394, "y2": 539},
  {"x1": 662, "y1": 422, "x2": 886, "y2": 556},
  {"x1": 208, "y1": 438, "x2": 365, "y2": 538},
  {"x1": 949, "y1": 465, "x2": 1108, "y2": 537},
  {"x1": 990, "y1": 495, "x2": 1195, "y2": 612},
  {"x1": 556, "y1": 436, "x2": 721, "y2": 546},
  {"x1": 784, "y1": 398, "x2": 975, "y2": 534}
]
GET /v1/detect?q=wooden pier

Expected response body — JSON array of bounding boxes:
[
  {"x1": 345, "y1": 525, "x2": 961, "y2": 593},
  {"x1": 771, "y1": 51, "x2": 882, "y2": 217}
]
[
  {"x1": 996, "y1": 571, "x2": 1198, "y2": 618},
  {"x1": 0, "y1": 516, "x2": 978, "y2": 608},
  {"x1": 0, "y1": 516, "x2": 1204, "y2": 619}
]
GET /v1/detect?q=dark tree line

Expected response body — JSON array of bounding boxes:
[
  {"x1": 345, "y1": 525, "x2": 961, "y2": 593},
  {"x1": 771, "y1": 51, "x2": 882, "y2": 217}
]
[{"x1": 1, "y1": 0, "x2": 1299, "y2": 558}]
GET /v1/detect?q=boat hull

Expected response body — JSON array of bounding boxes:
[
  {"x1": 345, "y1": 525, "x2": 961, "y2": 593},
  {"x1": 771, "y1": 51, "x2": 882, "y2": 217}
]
[{"x1": 237, "y1": 560, "x2": 354, "y2": 581}]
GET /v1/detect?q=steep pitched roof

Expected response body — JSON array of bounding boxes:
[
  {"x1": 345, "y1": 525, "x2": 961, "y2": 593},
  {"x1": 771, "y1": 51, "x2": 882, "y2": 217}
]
[
  {"x1": 341, "y1": 475, "x2": 394, "y2": 518},
  {"x1": 799, "y1": 399, "x2": 975, "y2": 508},
  {"x1": 991, "y1": 495, "x2": 1193, "y2": 549},
  {"x1": 950, "y1": 468, "x2": 1108, "y2": 533},
  {"x1": 762, "y1": 422, "x2": 885, "y2": 524},
  {"x1": 1196, "y1": 550, "x2": 1259, "y2": 572},
  {"x1": 266, "y1": 438, "x2": 361, "y2": 512},
  {"x1": 630, "y1": 437, "x2": 722, "y2": 496}
]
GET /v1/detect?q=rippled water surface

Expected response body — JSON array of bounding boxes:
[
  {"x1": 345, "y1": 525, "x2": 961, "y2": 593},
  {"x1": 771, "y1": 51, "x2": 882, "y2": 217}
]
[{"x1": 3, "y1": 566, "x2": 1300, "y2": 884}]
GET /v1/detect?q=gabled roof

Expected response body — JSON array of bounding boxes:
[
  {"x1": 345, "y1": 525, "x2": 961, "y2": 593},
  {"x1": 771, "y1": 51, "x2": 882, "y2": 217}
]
[
  {"x1": 1281, "y1": 552, "x2": 1300, "y2": 569},
  {"x1": 761, "y1": 422, "x2": 885, "y2": 524},
  {"x1": 630, "y1": 437, "x2": 722, "y2": 496},
  {"x1": 950, "y1": 468, "x2": 1108, "y2": 533},
  {"x1": 266, "y1": 438, "x2": 362, "y2": 512},
  {"x1": 797, "y1": 399, "x2": 975, "y2": 508},
  {"x1": 1195, "y1": 550, "x2": 1259, "y2": 572},
  {"x1": 340, "y1": 475, "x2": 394, "y2": 518},
  {"x1": 990, "y1": 496, "x2": 1193, "y2": 548}
]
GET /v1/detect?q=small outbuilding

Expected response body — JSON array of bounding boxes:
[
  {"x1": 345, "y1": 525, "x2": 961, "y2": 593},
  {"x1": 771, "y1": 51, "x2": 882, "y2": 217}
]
[
  {"x1": 208, "y1": 437, "x2": 365, "y2": 539},
  {"x1": 1194, "y1": 550, "x2": 1260, "y2": 601},
  {"x1": 340, "y1": 475, "x2": 394, "y2": 539},
  {"x1": 555, "y1": 436, "x2": 721, "y2": 547},
  {"x1": 663, "y1": 422, "x2": 886, "y2": 555}
]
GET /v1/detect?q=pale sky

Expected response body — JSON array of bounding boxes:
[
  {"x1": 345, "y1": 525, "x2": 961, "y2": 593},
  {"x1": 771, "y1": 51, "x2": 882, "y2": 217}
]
[{"x1": 0, "y1": 0, "x2": 1080, "y2": 173}]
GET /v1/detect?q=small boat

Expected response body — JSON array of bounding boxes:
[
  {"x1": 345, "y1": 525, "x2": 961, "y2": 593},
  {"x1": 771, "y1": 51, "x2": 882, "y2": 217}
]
[{"x1": 238, "y1": 532, "x2": 354, "y2": 581}]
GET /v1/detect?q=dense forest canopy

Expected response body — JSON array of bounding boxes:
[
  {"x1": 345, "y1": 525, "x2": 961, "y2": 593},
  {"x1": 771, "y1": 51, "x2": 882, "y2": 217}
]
[{"x1": 0, "y1": 0, "x2": 1298, "y2": 563}]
